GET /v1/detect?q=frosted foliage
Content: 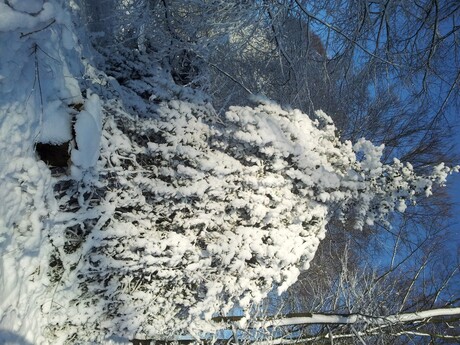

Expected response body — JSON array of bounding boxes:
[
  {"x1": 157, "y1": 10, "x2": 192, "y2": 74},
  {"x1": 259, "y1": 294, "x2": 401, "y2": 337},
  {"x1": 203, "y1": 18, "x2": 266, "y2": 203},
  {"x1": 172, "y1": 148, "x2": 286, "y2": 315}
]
[{"x1": 42, "y1": 96, "x2": 456, "y2": 342}]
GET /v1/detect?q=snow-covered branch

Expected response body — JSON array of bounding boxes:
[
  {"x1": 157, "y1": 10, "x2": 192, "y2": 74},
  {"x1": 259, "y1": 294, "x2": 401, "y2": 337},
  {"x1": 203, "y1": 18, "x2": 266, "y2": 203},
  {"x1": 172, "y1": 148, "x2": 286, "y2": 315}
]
[
  {"x1": 209, "y1": 306, "x2": 460, "y2": 330},
  {"x1": 214, "y1": 307, "x2": 460, "y2": 344}
]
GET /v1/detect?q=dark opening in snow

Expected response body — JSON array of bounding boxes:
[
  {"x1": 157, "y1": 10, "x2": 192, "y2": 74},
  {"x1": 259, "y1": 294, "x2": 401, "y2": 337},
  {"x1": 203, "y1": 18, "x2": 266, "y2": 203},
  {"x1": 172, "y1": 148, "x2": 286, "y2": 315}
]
[{"x1": 35, "y1": 142, "x2": 70, "y2": 168}]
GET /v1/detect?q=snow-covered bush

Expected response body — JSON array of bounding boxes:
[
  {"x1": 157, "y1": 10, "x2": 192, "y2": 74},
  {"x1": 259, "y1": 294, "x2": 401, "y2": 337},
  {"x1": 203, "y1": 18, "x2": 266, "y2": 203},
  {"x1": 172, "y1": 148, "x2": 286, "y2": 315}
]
[{"x1": 44, "y1": 90, "x2": 456, "y2": 342}]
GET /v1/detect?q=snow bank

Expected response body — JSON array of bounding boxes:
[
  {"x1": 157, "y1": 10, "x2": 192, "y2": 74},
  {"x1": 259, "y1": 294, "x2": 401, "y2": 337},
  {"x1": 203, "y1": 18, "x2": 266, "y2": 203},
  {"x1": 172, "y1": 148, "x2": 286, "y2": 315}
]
[{"x1": 0, "y1": 1, "x2": 88, "y2": 344}]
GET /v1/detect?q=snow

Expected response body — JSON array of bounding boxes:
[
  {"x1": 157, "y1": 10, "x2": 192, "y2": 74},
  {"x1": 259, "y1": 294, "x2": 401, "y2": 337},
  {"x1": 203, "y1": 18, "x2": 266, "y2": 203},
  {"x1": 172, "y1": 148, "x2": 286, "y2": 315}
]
[
  {"x1": 0, "y1": 1, "x2": 92, "y2": 344},
  {"x1": 0, "y1": 1, "x2": 458, "y2": 344},
  {"x1": 0, "y1": 2, "x2": 53, "y2": 32},
  {"x1": 36, "y1": 101, "x2": 72, "y2": 144},
  {"x1": 8, "y1": 0, "x2": 45, "y2": 14},
  {"x1": 71, "y1": 91, "x2": 103, "y2": 179}
]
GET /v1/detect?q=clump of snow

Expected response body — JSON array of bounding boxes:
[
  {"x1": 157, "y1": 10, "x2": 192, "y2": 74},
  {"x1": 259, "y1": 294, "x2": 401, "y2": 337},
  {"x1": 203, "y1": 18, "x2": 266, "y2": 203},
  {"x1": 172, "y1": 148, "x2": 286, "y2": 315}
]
[
  {"x1": 71, "y1": 90, "x2": 103, "y2": 179},
  {"x1": 36, "y1": 101, "x2": 72, "y2": 144},
  {"x1": 8, "y1": 0, "x2": 45, "y2": 14}
]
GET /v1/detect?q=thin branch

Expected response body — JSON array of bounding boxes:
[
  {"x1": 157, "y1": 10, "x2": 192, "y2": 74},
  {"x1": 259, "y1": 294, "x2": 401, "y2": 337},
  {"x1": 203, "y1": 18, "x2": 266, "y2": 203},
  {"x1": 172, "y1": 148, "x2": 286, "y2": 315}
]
[
  {"x1": 415, "y1": 67, "x2": 460, "y2": 147},
  {"x1": 421, "y1": 0, "x2": 439, "y2": 91},
  {"x1": 374, "y1": 233, "x2": 430, "y2": 284},
  {"x1": 327, "y1": 325, "x2": 334, "y2": 345},
  {"x1": 292, "y1": 0, "x2": 399, "y2": 67},
  {"x1": 20, "y1": 19, "x2": 56, "y2": 38},
  {"x1": 399, "y1": 255, "x2": 429, "y2": 313},
  {"x1": 350, "y1": 325, "x2": 367, "y2": 345},
  {"x1": 431, "y1": 264, "x2": 460, "y2": 308},
  {"x1": 206, "y1": 60, "x2": 254, "y2": 95}
]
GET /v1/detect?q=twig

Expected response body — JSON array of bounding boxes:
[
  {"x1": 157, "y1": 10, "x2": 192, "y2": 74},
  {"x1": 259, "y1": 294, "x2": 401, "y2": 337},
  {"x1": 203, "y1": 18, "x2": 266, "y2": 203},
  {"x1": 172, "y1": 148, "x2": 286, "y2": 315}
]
[
  {"x1": 293, "y1": 0, "x2": 398, "y2": 67},
  {"x1": 351, "y1": 325, "x2": 367, "y2": 345},
  {"x1": 206, "y1": 60, "x2": 254, "y2": 95},
  {"x1": 20, "y1": 19, "x2": 56, "y2": 38},
  {"x1": 33, "y1": 43, "x2": 44, "y2": 124}
]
